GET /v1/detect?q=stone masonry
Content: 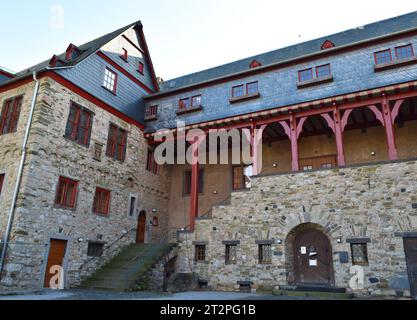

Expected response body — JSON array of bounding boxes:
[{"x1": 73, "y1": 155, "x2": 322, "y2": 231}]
[
  {"x1": 176, "y1": 159, "x2": 417, "y2": 297},
  {"x1": 0, "y1": 77, "x2": 171, "y2": 290}
]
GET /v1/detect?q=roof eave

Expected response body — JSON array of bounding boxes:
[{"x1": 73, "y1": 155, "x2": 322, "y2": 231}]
[{"x1": 145, "y1": 25, "x2": 417, "y2": 100}]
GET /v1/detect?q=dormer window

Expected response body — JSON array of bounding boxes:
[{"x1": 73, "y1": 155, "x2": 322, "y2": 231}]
[
  {"x1": 65, "y1": 44, "x2": 79, "y2": 61},
  {"x1": 297, "y1": 65, "x2": 333, "y2": 88},
  {"x1": 121, "y1": 48, "x2": 128, "y2": 62},
  {"x1": 395, "y1": 44, "x2": 414, "y2": 60},
  {"x1": 177, "y1": 95, "x2": 203, "y2": 115},
  {"x1": 138, "y1": 62, "x2": 144, "y2": 75},
  {"x1": 249, "y1": 60, "x2": 262, "y2": 68},
  {"x1": 374, "y1": 49, "x2": 392, "y2": 65},
  {"x1": 103, "y1": 68, "x2": 118, "y2": 94},
  {"x1": 230, "y1": 81, "x2": 260, "y2": 103}
]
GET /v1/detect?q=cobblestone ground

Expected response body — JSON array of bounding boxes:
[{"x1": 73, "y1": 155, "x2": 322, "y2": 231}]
[{"x1": 0, "y1": 290, "x2": 306, "y2": 300}]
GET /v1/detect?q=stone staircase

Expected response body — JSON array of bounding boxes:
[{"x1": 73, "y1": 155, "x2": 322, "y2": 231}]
[{"x1": 79, "y1": 243, "x2": 175, "y2": 292}]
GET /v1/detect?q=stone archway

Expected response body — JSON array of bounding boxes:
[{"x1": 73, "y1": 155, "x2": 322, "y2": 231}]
[{"x1": 285, "y1": 223, "x2": 335, "y2": 287}]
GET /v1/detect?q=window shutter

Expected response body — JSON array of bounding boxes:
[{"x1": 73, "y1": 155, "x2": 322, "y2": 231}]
[
  {"x1": 10, "y1": 97, "x2": 22, "y2": 132},
  {"x1": 106, "y1": 125, "x2": 116, "y2": 157}
]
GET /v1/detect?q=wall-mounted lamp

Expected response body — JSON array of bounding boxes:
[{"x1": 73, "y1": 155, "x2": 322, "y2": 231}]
[
  {"x1": 213, "y1": 190, "x2": 218, "y2": 195},
  {"x1": 77, "y1": 238, "x2": 84, "y2": 243},
  {"x1": 273, "y1": 163, "x2": 278, "y2": 168},
  {"x1": 276, "y1": 239, "x2": 283, "y2": 245},
  {"x1": 152, "y1": 208, "x2": 158, "y2": 214},
  {"x1": 336, "y1": 237, "x2": 343, "y2": 244},
  {"x1": 371, "y1": 152, "x2": 376, "y2": 157}
]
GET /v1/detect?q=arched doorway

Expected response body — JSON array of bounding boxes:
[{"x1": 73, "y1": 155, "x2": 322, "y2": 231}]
[
  {"x1": 286, "y1": 223, "x2": 335, "y2": 286},
  {"x1": 136, "y1": 211, "x2": 146, "y2": 243}
]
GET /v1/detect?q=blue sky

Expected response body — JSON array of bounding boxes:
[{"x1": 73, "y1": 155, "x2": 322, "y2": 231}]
[{"x1": 1, "y1": 1, "x2": 416, "y2": 80}]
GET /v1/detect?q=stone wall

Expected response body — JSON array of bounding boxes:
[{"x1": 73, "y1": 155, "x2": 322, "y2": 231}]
[
  {"x1": 176, "y1": 159, "x2": 417, "y2": 297},
  {"x1": 0, "y1": 77, "x2": 171, "y2": 290}
]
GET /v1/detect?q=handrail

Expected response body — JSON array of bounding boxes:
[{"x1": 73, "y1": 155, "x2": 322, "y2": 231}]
[
  {"x1": 79, "y1": 228, "x2": 137, "y2": 271},
  {"x1": 199, "y1": 196, "x2": 231, "y2": 219}
]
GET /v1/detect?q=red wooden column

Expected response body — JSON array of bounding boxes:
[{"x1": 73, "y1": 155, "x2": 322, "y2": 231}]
[
  {"x1": 381, "y1": 94, "x2": 398, "y2": 160},
  {"x1": 321, "y1": 103, "x2": 346, "y2": 167},
  {"x1": 189, "y1": 137, "x2": 204, "y2": 232}
]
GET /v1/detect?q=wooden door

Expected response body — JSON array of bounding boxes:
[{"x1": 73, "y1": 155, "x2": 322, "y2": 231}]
[
  {"x1": 136, "y1": 211, "x2": 146, "y2": 243},
  {"x1": 404, "y1": 237, "x2": 417, "y2": 300},
  {"x1": 293, "y1": 229, "x2": 334, "y2": 286},
  {"x1": 300, "y1": 155, "x2": 337, "y2": 171},
  {"x1": 44, "y1": 239, "x2": 67, "y2": 288}
]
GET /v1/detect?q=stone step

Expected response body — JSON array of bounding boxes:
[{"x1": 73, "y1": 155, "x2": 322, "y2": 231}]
[
  {"x1": 273, "y1": 289, "x2": 354, "y2": 300},
  {"x1": 279, "y1": 285, "x2": 347, "y2": 293}
]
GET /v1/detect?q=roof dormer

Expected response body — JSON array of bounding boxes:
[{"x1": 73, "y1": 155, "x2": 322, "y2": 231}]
[
  {"x1": 49, "y1": 55, "x2": 65, "y2": 67},
  {"x1": 249, "y1": 59, "x2": 262, "y2": 68},
  {"x1": 65, "y1": 43, "x2": 80, "y2": 61},
  {"x1": 321, "y1": 40, "x2": 335, "y2": 50}
]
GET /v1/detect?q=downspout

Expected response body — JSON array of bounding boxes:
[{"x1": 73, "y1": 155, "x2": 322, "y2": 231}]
[{"x1": 0, "y1": 71, "x2": 40, "y2": 279}]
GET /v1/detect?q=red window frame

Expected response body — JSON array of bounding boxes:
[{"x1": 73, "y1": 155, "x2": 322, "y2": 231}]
[
  {"x1": 0, "y1": 96, "x2": 23, "y2": 135},
  {"x1": 55, "y1": 176, "x2": 78, "y2": 208},
  {"x1": 183, "y1": 169, "x2": 204, "y2": 196},
  {"x1": 146, "y1": 149, "x2": 158, "y2": 174},
  {"x1": 65, "y1": 102, "x2": 93, "y2": 147},
  {"x1": 191, "y1": 95, "x2": 202, "y2": 107},
  {"x1": 179, "y1": 98, "x2": 190, "y2": 110},
  {"x1": 93, "y1": 187, "x2": 111, "y2": 215},
  {"x1": 246, "y1": 81, "x2": 259, "y2": 95},
  {"x1": 374, "y1": 49, "x2": 392, "y2": 65},
  {"x1": 138, "y1": 62, "x2": 144, "y2": 75},
  {"x1": 145, "y1": 105, "x2": 158, "y2": 118},
  {"x1": 395, "y1": 44, "x2": 414, "y2": 60},
  {"x1": 315, "y1": 64, "x2": 331, "y2": 78},
  {"x1": 103, "y1": 67, "x2": 118, "y2": 94},
  {"x1": 0, "y1": 174, "x2": 5, "y2": 196},
  {"x1": 298, "y1": 68, "x2": 313, "y2": 82},
  {"x1": 121, "y1": 48, "x2": 128, "y2": 61},
  {"x1": 232, "y1": 85, "x2": 244, "y2": 98},
  {"x1": 106, "y1": 124, "x2": 127, "y2": 162}
]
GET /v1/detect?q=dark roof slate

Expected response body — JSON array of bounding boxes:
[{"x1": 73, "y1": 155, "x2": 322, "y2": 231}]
[{"x1": 160, "y1": 11, "x2": 417, "y2": 91}]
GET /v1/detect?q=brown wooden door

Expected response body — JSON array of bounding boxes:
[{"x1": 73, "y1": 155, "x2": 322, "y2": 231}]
[
  {"x1": 136, "y1": 211, "x2": 146, "y2": 243},
  {"x1": 404, "y1": 237, "x2": 417, "y2": 300},
  {"x1": 293, "y1": 229, "x2": 334, "y2": 286},
  {"x1": 44, "y1": 239, "x2": 67, "y2": 288},
  {"x1": 300, "y1": 155, "x2": 337, "y2": 171}
]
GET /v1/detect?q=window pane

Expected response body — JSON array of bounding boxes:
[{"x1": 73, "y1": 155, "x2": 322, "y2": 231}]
[
  {"x1": 191, "y1": 95, "x2": 201, "y2": 106},
  {"x1": 179, "y1": 98, "x2": 190, "y2": 109},
  {"x1": 247, "y1": 82, "x2": 258, "y2": 95},
  {"x1": 225, "y1": 245, "x2": 237, "y2": 264},
  {"x1": 396, "y1": 45, "x2": 413, "y2": 60},
  {"x1": 316, "y1": 64, "x2": 331, "y2": 78},
  {"x1": 299, "y1": 69, "x2": 313, "y2": 82},
  {"x1": 103, "y1": 68, "x2": 117, "y2": 92},
  {"x1": 375, "y1": 50, "x2": 392, "y2": 64},
  {"x1": 351, "y1": 243, "x2": 368, "y2": 265},
  {"x1": 232, "y1": 85, "x2": 244, "y2": 97}
]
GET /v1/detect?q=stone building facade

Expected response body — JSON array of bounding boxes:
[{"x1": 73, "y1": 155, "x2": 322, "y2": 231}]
[{"x1": 1, "y1": 12, "x2": 417, "y2": 298}]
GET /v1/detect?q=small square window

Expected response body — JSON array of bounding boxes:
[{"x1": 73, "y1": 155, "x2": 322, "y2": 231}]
[
  {"x1": 191, "y1": 95, "x2": 202, "y2": 107},
  {"x1": 179, "y1": 98, "x2": 190, "y2": 110},
  {"x1": 0, "y1": 174, "x2": 5, "y2": 196},
  {"x1": 316, "y1": 64, "x2": 331, "y2": 78},
  {"x1": 93, "y1": 143, "x2": 103, "y2": 161},
  {"x1": 351, "y1": 243, "x2": 369, "y2": 265},
  {"x1": 232, "y1": 85, "x2": 244, "y2": 98},
  {"x1": 246, "y1": 82, "x2": 259, "y2": 95},
  {"x1": 374, "y1": 49, "x2": 392, "y2": 65},
  {"x1": 121, "y1": 48, "x2": 128, "y2": 61},
  {"x1": 103, "y1": 68, "x2": 118, "y2": 94},
  {"x1": 145, "y1": 105, "x2": 158, "y2": 118},
  {"x1": 93, "y1": 187, "x2": 111, "y2": 215},
  {"x1": 321, "y1": 163, "x2": 333, "y2": 169},
  {"x1": 395, "y1": 44, "x2": 414, "y2": 60},
  {"x1": 55, "y1": 177, "x2": 78, "y2": 208},
  {"x1": 303, "y1": 165, "x2": 313, "y2": 171},
  {"x1": 298, "y1": 68, "x2": 313, "y2": 82},
  {"x1": 128, "y1": 196, "x2": 137, "y2": 217},
  {"x1": 225, "y1": 244, "x2": 237, "y2": 264},
  {"x1": 195, "y1": 245, "x2": 206, "y2": 262},
  {"x1": 87, "y1": 242, "x2": 104, "y2": 257},
  {"x1": 138, "y1": 62, "x2": 144, "y2": 74},
  {"x1": 259, "y1": 244, "x2": 272, "y2": 264}
]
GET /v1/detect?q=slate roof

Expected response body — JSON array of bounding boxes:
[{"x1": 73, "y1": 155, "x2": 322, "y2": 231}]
[
  {"x1": 8, "y1": 21, "x2": 142, "y2": 80},
  {"x1": 160, "y1": 11, "x2": 417, "y2": 92}
]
